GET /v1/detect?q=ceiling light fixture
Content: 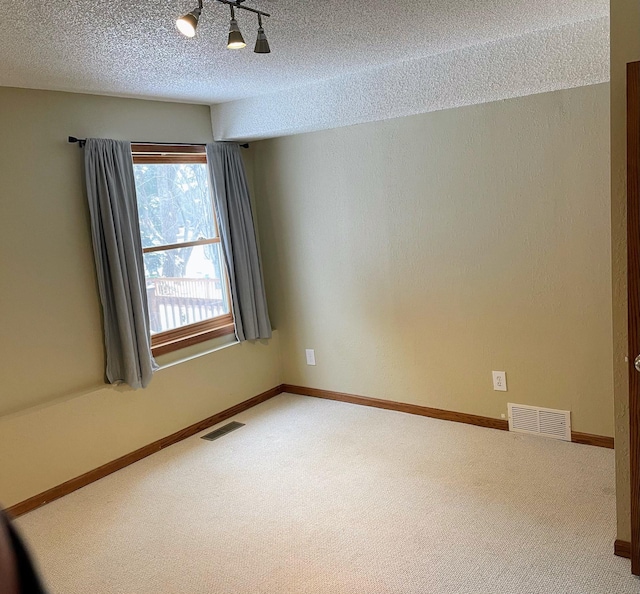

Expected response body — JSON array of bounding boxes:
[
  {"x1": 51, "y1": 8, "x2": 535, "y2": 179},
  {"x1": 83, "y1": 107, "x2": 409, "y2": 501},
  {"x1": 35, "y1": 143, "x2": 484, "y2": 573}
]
[
  {"x1": 175, "y1": 0, "x2": 271, "y2": 53},
  {"x1": 176, "y1": 0, "x2": 203, "y2": 38},
  {"x1": 227, "y1": 6, "x2": 246, "y2": 49},
  {"x1": 254, "y1": 14, "x2": 270, "y2": 54}
]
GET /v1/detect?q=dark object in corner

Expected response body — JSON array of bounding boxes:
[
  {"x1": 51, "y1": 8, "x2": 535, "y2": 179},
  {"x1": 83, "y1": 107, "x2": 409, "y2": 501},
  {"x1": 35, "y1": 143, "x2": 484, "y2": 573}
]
[{"x1": 0, "y1": 509, "x2": 48, "y2": 593}]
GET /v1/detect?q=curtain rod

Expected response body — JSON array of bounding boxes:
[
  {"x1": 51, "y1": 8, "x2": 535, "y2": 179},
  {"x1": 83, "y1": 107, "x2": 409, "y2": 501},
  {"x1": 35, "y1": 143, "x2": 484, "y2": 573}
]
[{"x1": 68, "y1": 137, "x2": 249, "y2": 149}]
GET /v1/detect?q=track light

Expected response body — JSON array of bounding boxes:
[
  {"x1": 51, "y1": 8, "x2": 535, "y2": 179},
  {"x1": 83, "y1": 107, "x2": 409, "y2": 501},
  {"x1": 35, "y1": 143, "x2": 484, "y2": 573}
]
[
  {"x1": 227, "y1": 6, "x2": 246, "y2": 49},
  {"x1": 254, "y1": 14, "x2": 270, "y2": 54},
  {"x1": 176, "y1": 0, "x2": 271, "y2": 53},
  {"x1": 176, "y1": 1, "x2": 203, "y2": 38}
]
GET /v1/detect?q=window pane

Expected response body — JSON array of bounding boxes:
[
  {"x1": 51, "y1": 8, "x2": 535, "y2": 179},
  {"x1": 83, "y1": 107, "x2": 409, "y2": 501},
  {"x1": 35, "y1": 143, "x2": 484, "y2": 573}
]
[
  {"x1": 144, "y1": 244, "x2": 230, "y2": 334},
  {"x1": 134, "y1": 163, "x2": 217, "y2": 249}
]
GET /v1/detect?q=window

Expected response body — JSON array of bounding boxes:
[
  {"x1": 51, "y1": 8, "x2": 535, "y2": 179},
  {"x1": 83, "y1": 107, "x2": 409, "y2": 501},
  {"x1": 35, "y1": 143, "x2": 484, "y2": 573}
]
[{"x1": 132, "y1": 144, "x2": 234, "y2": 356}]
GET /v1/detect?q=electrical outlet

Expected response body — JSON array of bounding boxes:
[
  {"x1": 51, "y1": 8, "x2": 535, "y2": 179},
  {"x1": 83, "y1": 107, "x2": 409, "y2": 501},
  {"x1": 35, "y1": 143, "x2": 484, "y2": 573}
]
[
  {"x1": 305, "y1": 349, "x2": 316, "y2": 366},
  {"x1": 492, "y1": 371, "x2": 507, "y2": 391},
  {"x1": 501, "y1": 413, "x2": 506, "y2": 419}
]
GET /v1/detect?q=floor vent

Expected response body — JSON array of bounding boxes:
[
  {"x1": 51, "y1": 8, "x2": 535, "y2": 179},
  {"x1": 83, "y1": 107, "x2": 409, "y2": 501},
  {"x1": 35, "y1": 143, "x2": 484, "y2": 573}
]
[
  {"x1": 201, "y1": 421, "x2": 245, "y2": 441},
  {"x1": 507, "y1": 403, "x2": 571, "y2": 441}
]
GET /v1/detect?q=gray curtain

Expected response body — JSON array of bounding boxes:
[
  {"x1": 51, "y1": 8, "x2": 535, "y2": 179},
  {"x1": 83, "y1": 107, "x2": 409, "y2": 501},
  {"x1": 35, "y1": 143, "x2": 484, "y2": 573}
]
[
  {"x1": 206, "y1": 142, "x2": 272, "y2": 341},
  {"x1": 84, "y1": 139, "x2": 157, "y2": 388}
]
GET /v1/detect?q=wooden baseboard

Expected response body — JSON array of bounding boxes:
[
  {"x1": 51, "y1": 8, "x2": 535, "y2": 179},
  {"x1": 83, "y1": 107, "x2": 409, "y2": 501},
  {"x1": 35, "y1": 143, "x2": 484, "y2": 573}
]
[
  {"x1": 282, "y1": 384, "x2": 510, "y2": 431},
  {"x1": 6, "y1": 385, "x2": 284, "y2": 518},
  {"x1": 571, "y1": 431, "x2": 615, "y2": 449},
  {"x1": 282, "y1": 385, "x2": 615, "y2": 448},
  {"x1": 615, "y1": 539, "x2": 632, "y2": 559}
]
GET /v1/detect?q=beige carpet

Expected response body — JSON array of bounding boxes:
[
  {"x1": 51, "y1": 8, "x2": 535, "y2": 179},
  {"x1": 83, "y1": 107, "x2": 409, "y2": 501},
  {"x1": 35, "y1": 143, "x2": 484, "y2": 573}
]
[{"x1": 15, "y1": 393, "x2": 637, "y2": 593}]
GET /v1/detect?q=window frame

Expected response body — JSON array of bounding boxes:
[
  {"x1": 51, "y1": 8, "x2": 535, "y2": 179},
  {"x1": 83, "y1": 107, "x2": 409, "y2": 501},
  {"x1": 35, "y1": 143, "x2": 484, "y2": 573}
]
[{"x1": 132, "y1": 143, "x2": 235, "y2": 357}]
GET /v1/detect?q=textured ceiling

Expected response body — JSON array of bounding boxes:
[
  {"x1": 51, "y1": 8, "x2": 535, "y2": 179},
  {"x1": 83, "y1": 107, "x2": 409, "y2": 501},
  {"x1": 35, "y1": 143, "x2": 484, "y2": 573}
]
[
  {"x1": 212, "y1": 18, "x2": 609, "y2": 140},
  {"x1": 0, "y1": 0, "x2": 608, "y2": 104}
]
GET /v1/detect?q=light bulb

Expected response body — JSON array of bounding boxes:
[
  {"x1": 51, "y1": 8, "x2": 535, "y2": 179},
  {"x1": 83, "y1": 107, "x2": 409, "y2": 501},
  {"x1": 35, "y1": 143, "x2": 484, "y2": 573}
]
[{"x1": 176, "y1": 7, "x2": 201, "y2": 38}]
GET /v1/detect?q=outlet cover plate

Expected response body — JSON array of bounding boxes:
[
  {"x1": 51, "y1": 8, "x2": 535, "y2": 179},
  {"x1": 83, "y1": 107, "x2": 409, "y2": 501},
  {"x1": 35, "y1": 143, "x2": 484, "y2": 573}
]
[
  {"x1": 492, "y1": 371, "x2": 507, "y2": 391},
  {"x1": 305, "y1": 349, "x2": 316, "y2": 365}
]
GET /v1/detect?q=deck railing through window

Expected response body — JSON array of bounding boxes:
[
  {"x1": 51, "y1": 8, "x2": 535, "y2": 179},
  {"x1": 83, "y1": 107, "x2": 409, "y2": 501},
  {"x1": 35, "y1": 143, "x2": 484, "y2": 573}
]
[{"x1": 146, "y1": 277, "x2": 227, "y2": 334}]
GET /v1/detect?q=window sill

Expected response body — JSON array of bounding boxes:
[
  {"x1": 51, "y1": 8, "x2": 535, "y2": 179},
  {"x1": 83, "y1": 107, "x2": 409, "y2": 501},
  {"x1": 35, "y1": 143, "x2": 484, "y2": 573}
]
[
  {"x1": 154, "y1": 332, "x2": 240, "y2": 371},
  {"x1": 151, "y1": 323, "x2": 236, "y2": 357}
]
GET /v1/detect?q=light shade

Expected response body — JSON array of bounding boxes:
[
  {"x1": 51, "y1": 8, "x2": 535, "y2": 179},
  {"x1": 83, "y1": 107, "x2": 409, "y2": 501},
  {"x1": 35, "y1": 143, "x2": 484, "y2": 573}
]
[
  {"x1": 254, "y1": 27, "x2": 270, "y2": 53},
  {"x1": 176, "y1": 8, "x2": 201, "y2": 38},
  {"x1": 227, "y1": 19, "x2": 246, "y2": 49}
]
